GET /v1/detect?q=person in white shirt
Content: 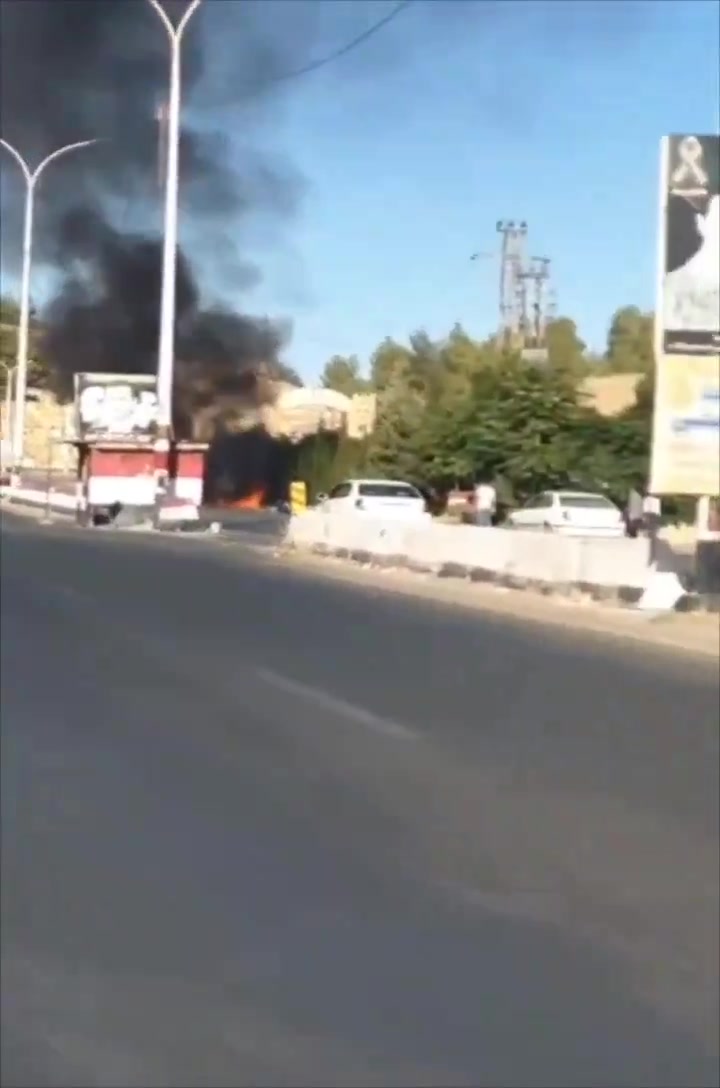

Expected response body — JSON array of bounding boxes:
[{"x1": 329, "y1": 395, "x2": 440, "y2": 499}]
[{"x1": 474, "y1": 480, "x2": 497, "y2": 527}]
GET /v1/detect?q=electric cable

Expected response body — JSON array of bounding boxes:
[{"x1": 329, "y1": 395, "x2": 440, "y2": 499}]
[{"x1": 265, "y1": 0, "x2": 416, "y2": 86}]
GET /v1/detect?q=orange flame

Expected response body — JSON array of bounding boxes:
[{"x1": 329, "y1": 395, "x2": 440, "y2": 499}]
[{"x1": 223, "y1": 489, "x2": 265, "y2": 510}]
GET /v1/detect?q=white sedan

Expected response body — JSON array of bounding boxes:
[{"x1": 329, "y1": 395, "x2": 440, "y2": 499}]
[
  {"x1": 319, "y1": 478, "x2": 429, "y2": 521},
  {"x1": 507, "y1": 490, "x2": 625, "y2": 537}
]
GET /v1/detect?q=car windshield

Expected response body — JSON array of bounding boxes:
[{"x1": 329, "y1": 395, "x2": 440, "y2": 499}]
[
  {"x1": 358, "y1": 483, "x2": 420, "y2": 499},
  {"x1": 560, "y1": 494, "x2": 616, "y2": 510}
]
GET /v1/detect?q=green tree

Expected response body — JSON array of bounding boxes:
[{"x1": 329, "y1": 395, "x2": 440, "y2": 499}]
[
  {"x1": 0, "y1": 297, "x2": 19, "y2": 391},
  {"x1": 0, "y1": 295, "x2": 50, "y2": 392},
  {"x1": 320, "y1": 354, "x2": 368, "y2": 396},
  {"x1": 0, "y1": 296, "x2": 20, "y2": 325},
  {"x1": 366, "y1": 386, "x2": 427, "y2": 482},
  {"x1": 369, "y1": 337, "x2": 415, "y2": 392},
  {"x1": 558, "y1": 410, "x2": 649, "y2": 502},
  {"x1": 434, "y1": 324, "x2": 498, "y2": 403},
  {"x1": 294, "y1": 430, "x2": 369, "y2": 500},
  {"x1": 545, "y1": 316, "x2": 587, "y2": 378},
  {"x1": 416, "y1": 357, "x2": 588, "y2": 500},
  {"x1": 604, "y1": 306, "x2": 654, "y2": 374}
]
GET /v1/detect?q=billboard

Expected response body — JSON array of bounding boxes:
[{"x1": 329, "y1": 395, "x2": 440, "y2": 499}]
[
  {"x1": 650, "y1": 354, "x2": 719, "y2": 496},
  {"x1": 73, "y1": 373, "x2": 159, "y2": 442},
  {"x1": 651, "y1": 135, "x2": 720, "y2": 495},
  {"x1": 660, "y1": 134, "x2": 719, "y2": 356}
]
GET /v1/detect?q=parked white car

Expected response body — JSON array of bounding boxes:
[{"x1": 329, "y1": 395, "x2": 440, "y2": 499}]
[
  {"x1": 319, "y1": 479, "x2": 429, "y2": 521},
  {"x1": 507, "y1": 490, "x2": 624, "y2": 537}
]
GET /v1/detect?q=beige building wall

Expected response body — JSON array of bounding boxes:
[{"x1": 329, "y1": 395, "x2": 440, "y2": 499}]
[
  {"x1": 580, "y1": 373, "x2": 642, "y2": 417},
  {"x1": 1, "y1": 380, "x2": 378, "y2": 469},
  {"x1": 1, "y1": 389, "x2": 75, "y2": 471},
  {"x1": 263, "y1": 385, "x2": 377, "y2": 440}
]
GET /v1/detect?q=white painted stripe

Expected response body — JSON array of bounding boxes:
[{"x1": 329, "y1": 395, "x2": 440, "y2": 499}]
[{"x1": 255, "y1": 666, "x2": 417, "y2": 742}]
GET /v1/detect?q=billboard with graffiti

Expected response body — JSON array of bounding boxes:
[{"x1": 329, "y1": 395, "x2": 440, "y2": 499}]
[{"x1": 73, "y1": 373, "x2": 159, "y2": 442}]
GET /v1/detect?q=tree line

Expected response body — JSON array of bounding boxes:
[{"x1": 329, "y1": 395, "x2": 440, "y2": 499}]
[{"x1": 297, "y1": 305, "x2": 677, "y2": 516}]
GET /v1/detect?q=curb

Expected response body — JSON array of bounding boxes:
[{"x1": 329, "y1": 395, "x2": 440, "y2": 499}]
[
  {"x1": 677, "y1": 592, "x2": 720, "y2": 614},
  {"x1": 288, "y1": 542, "x2": 720, "y2": 614}
]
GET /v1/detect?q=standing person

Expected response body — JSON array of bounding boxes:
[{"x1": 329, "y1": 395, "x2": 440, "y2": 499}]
[
  {"x1": 642, "y1": 491, "x2": 663, "y2": 563},
  {"x1": 625, "y1": 488, "x2": 644, "y2": 538},
  {"x1": 474, "y1": 479, "x2": 496, "y2": 527}
]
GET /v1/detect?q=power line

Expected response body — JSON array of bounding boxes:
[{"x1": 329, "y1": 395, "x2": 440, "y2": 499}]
[
  {"x1": 266, "y1": 0, "x2": 416, "y2": 86},
  {"x1": 128, "y1": 1, "x2": 417, "y2": 227}
]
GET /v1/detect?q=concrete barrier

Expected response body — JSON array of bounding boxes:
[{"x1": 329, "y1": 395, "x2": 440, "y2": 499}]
[
  {"x1": 0, "y1": 486, "x2": 198, "y2": 524},
  {"x1": 284, "y1": 511, "x2": 668, "y2": 606},
  {"x1": 695, "y1": 539, "x2": 720, "y2": 606},
  {"x1": 1, "y1": 486, "x2": 76, "y2": 512}
]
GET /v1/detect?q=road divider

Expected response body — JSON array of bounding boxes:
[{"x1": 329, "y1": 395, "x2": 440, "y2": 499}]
[
  {"x1": 3, "y1": 486, "x2": 713, "y2": 614},
  {"x1": 0, "y1": 486, "x2": 76, "y2": 512},
  {"x1": 0, "y1": 486, "x2": 197, "y2": 524},
  {"x1": 283, "y1": 510, "x2": 700, "y2": 611}
]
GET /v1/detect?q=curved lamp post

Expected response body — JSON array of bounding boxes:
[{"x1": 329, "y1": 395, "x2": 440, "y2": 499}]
[
  {"x1": 0, "y1": 137, "x2": 98, "y2": 482},
  {"x1": 146, "y1": 0, "x2": 203, "y2": 464}
]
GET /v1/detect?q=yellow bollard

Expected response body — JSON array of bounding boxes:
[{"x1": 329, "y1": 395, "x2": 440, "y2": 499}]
[{"x1": 290, "y1": 480, "x2": 307, "y2": 515}]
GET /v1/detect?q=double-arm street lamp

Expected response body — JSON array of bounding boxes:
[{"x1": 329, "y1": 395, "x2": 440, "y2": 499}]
[
  {"x1": 0, "y1": 137, "x2": 98, "y2": 482},
  {"x1": 2, "y1": 0, "x2": 202, "y2": 492},
  {"x1": 146, "y1": 0, "x2": 203, "y2": 468}
]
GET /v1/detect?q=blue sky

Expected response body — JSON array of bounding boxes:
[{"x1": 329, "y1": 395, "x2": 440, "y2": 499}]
[
  {"x1": 2, "y1": 0, "x2": 718, "y2": 385},
  {"x1": 229, "y1": 0, "x2": 719, "y2": 381}
]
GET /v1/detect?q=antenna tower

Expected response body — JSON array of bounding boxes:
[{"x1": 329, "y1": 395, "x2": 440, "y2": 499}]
[
  {"x1": 495, "y1": 222, "x2": 555, "y2": 362},
  {"x1": 495, "y1": 220, "x2": 528, "y2": 352}
]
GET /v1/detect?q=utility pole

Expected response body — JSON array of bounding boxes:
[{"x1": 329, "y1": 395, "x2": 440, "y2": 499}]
[
  {"x1": 518, "y1": 256, "x2": 552, "y2": 363},
  {"x1": 495, "y1": 220, "x2": 528, "y2": 353},
  {"x1": 494, "y1": 222, "x2": 555, "y2": 363}
]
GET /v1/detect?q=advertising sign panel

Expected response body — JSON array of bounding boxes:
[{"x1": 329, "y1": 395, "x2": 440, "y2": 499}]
[
  {"x1": 73, "y1": 373, "x2": 159, "y2": 443},
  {"x1": 651, "y1": 136, "x2": 720, "y2": 495},
  {"x1": 660, "y1": 134, "x2": 719, "y2": 356},
  {"x1": 650, "y1": 354, "x2": 719, "y2": 497}
]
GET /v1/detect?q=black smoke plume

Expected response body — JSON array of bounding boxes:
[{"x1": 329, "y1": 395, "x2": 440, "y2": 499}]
[{"x1": 0, "y1": 0, "x2": 305, "y2": 434}]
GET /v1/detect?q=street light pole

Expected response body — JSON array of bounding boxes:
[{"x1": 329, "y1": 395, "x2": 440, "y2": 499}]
[
  {"x1": 146, "y1": 0, "x2": 203, "y2": 470},
  {"x1": 0, "y1": 138, "x2": 98, "y2": 484}
]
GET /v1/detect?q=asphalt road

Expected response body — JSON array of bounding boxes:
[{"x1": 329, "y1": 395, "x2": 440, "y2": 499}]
[
  {"x1": 200, "y1": 506, "x2": 288, "y2": 545},
  {"x1": 1, "y1": 513, "x2": 718, "y2": 1088}
]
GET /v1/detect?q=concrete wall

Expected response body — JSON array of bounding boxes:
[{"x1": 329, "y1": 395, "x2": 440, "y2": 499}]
[
  {"x1": 696, "y1": 540, "x2": 720, "y2": 595},
  {"x1": 286, "y1": 511, "x2": 653, "y2": 597}
]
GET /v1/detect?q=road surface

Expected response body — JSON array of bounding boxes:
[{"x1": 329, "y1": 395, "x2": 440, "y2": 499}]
[{"x1": 1, "y1": 513, "x2": 718, "y2": 1088}]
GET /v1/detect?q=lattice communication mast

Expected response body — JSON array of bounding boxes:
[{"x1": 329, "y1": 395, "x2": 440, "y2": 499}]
[
  {"x1": 496, "y1": 220, "x2": 528, "y2": 353},
  {"x1": 495, "y1": 221, "x2": 555, "y2": 362}
]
